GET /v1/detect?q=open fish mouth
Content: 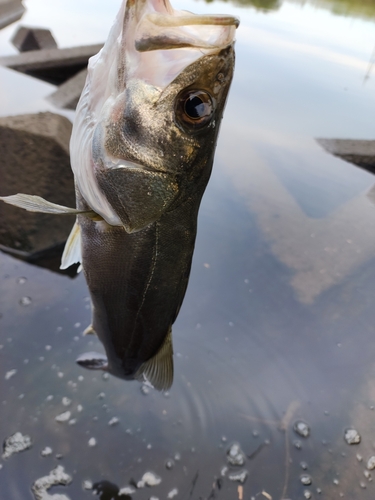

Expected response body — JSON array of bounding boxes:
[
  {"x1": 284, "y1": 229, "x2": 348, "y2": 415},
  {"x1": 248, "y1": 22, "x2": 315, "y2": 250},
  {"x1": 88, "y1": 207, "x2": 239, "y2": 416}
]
[
  {"x1": 134, "y1": 2, "x2": 239, "y2": 52},
  {"x1": 104, "y1": 0, "x2": 239, "y2": 89},
  {"x1": 119, "y1": 0, "x2": 239, "y2": 86}
]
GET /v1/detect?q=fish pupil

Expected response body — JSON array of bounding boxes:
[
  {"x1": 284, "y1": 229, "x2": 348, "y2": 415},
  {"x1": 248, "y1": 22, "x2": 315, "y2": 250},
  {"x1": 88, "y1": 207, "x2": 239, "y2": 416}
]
[{"x1": 185, "y1": 96, "x2": 209, "y2": 120}]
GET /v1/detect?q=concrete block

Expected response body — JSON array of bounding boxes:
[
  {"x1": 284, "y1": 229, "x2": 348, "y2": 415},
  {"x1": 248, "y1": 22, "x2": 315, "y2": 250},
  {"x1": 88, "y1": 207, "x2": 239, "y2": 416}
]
[
  {"x1": 0, "y1": 43, "x2": 102, "y2": 85},
  {"x1": 47, "y1": 68, "x2": 87, "y2": 110},
  {"x1": 0, "y1": 112, "x2": 76, "y2": 260},
  {"x1": 12, "y1": 26, "x2": 57, "y2": 52},
  {"x1": 317, "y1": 138, "x2": 375, "y2": 175},
  {"x1": 0, "y1": 0, "x2": 25, "y2": 30}
]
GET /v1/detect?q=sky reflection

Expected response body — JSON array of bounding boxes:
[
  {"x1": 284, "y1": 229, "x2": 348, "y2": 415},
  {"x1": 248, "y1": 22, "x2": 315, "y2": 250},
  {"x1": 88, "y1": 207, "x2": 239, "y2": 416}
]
[{"x1": 1, "y1": 0, "x2": 375, "y2": 498}]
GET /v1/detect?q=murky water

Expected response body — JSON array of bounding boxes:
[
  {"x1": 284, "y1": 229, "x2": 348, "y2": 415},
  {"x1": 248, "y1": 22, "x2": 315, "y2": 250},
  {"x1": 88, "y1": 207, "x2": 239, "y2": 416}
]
[{"x1": 1, "y1": 0, "x2": 375, "y2": 498}]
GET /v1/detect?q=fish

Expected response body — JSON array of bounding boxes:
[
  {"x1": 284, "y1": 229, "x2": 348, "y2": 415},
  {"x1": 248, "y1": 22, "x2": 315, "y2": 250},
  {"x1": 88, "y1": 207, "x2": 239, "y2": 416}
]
[{"x1": 0, "y1": 0, "x2": 239, "y2": 390}]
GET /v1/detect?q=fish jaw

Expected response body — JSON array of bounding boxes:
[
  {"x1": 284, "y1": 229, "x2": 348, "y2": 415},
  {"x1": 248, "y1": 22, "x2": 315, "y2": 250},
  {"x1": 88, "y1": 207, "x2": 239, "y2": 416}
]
[{"x1": 70, "y1": 0, "x2": 238, "y2": 230}]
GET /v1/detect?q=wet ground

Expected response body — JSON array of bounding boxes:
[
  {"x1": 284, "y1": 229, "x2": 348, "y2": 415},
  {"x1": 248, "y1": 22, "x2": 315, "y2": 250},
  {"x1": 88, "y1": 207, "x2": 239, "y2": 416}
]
[{"x1": 1, "y1": 0, "x2": 375, "y2": 498}]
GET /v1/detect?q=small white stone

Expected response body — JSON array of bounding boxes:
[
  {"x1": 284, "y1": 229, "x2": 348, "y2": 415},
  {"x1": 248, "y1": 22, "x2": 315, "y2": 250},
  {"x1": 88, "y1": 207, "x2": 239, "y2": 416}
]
[
  {"x1": 2, "y1": 432, "x2": 32, "y2": 459},
  {"x1": 41, "y1": 447, "x2": 53, "y2": 457},
  {"x1": 344, "y1": 429, "x2": 361, "y2": 445},
  {"x1": 294, "y1": 421, "x2": 310, "y2": 438},
  {"x1": 5, "y1": 369, "x2": 17, "y2": 380},
  {"x1": 137, "y1": 472, "x2": 161, "y2": 487},
  {"x1": 228, "y1": 470, "x2": 248, "y2": 484},
  {"x1": 88, "y1": 438, "x2": 97, "y2": 447},
  {"x1": 55, "y1": 411, "x2": 71, "y2": 423},
  {"x1": 82, "y1": 480, "x2": 93, "y2": 490},
  {"x1": 119, "y1": 486, "x2": 136, "y2": 495}
]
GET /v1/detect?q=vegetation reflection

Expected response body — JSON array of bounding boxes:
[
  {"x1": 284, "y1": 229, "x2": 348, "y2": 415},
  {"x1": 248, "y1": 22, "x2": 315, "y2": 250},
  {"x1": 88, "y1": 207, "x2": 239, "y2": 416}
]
[{"x1": 205, "y1": 0, "x2": 375, "y2": 20}]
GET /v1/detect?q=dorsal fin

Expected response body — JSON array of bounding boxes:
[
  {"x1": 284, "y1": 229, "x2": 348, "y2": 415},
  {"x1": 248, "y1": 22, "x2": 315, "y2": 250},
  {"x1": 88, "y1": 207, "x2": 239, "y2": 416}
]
[
  {"x1": 60, "y1": 220, "x2": 82, "y2": 269},
  {"x1": 136, "y1": 327, "x2": 174, "y2": 391}
]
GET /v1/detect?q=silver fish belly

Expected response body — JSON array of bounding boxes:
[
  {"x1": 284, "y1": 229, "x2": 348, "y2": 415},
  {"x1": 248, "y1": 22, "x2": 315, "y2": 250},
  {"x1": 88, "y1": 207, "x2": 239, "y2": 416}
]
[{"x1": 0, "y1": 0, "x2": 239, "y2": 390}]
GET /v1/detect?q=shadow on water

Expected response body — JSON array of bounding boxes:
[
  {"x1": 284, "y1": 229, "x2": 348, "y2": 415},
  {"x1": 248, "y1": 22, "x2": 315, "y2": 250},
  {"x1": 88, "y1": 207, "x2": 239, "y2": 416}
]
[{"x1": 92, "y1": 481, "x2": 132, "y2": 500}]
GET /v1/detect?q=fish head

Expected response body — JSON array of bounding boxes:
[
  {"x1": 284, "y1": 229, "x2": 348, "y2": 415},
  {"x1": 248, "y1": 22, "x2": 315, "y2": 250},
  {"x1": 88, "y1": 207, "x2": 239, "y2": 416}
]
[{"x1": 70, "y1": 0, "x2": 239, "y2": 232}]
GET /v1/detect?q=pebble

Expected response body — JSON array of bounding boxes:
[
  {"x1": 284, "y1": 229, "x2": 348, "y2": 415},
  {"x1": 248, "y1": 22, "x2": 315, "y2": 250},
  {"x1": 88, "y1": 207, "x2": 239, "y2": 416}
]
[
  {"x1": 228, "y1": 470, "x2": 248, "y2": 484},
  {"x1": 301, "y1": 474, "x2": 312, "y2": 486},
  {"x1": 167, "y1": 488, "x2": 178, "y2": 498},
  {"x1": 2, "y1": 432, "x2": 32, "y2": 459},
  {"x1": 41, "y1": 447, "x2": 53, "y2": 457},
  {"x1": 137, "y1": 472, "x2": 162, "y2": 488},
  {"x1": 294, "y1": 421, "x2": 310, "y2": 438},
  {"x1": 5, "y1": 369, "x2": 17, "y2": 380},
  {"x1": 344, "y1": 428, "x2": 361, "y2": 445},
  {"x1": 55, "y1": 411, "x2": 71, "y2": 423}
]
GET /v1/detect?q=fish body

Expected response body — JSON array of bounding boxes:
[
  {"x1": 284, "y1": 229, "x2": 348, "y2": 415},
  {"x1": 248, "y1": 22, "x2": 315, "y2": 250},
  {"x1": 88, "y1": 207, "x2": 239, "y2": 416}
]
[{"x1": 0, "y1": 0, "x2": 238, "y2": 390}]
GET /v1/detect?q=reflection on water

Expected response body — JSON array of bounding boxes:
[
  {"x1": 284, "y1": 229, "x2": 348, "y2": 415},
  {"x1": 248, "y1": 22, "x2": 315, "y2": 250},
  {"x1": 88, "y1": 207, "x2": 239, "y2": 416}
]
[
  {"x1": 1, "y1": 0, "x2": 375, "y2": 498},
  {"x1": 210, "y1": 0, "x2": 375, "y2": 20}
]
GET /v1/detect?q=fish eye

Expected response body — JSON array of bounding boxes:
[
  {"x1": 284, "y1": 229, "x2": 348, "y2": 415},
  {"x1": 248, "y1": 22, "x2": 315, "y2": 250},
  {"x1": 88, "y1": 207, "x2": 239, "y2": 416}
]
[{"x1": 175, "y1": 90, "x2": 214, "y2": 130}]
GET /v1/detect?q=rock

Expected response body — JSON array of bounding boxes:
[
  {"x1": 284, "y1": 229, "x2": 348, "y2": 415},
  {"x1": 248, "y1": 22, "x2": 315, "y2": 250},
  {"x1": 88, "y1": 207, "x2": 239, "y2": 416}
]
[
  {"x1": 47, "y1": 68, "x2": 87, "y2": 110},
  {"x1": 0, "y1": 43, "x2": 102, "y2": 85},
  {"x1": 0, "y1": 112, "x2": 76, "y2": 266},
  {"x1": 317, "y1": 138, "x2": 375, "y2": 175},
  {"x1": 12, "y1": 26, "x2": 57, "y2": 52},
  {"x1": 0, "y1": 0, "x2": 25, "y2": 30}
]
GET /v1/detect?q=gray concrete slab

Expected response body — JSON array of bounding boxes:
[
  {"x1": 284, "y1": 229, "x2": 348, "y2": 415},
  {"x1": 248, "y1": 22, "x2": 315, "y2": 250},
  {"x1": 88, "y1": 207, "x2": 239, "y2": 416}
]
[
  {"x1": 0, "y1": 0, "x2": 25, "y2": 30},
  {"x1": 317, "y1": 138, "x2": 375, "y2": 175},
  {"x1": 0, "y1": 43, "x2": 102, "y2": 85},
  {"x1": 12, "y1": 26, "x2": 57, "y2": 52},
  {"x1": 47, "y1": 68, "x2": 87, "y2": 110},
  {"x1": 0, "y1": 112, "x2": 76, "y2": 256}
]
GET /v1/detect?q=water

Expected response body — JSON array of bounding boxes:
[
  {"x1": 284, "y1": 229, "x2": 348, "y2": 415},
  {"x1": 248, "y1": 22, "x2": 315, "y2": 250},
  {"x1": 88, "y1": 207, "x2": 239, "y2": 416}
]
[{"x1": 0, "y1": 0, "x2": 375, "y2": 498}]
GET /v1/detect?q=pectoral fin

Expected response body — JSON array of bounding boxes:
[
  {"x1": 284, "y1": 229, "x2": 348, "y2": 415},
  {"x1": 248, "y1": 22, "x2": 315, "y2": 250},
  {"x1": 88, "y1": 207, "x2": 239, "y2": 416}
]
[
  {"x1": 136, "y1": 327, "x2": 174, "y2": 391},
  {"x1": 60, "y1": 220, "x2": 82, "y2": 270},
  {"x1": 0, "y1": 194, "x2": 97, "y2": 217},
  {"x1": 83, "y1": 324, "x2": 95, "y2": 335}
]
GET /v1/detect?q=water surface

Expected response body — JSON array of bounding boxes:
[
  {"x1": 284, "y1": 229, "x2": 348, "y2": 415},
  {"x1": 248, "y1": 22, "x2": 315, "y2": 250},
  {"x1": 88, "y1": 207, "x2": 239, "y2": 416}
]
[{"x1": 1, "y1": 0, "x2": 375, "y2": 498}]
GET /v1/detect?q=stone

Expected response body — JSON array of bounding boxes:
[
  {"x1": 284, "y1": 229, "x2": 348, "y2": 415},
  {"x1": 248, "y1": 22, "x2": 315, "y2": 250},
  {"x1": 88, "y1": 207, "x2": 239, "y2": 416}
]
[
  {"x1": 0, "y1": 112, "x2": 76, "y2": 269},
  {"x1": 317, "y1": 138, "x2": 375, "y2": 175},
  {"x1": 0, "y1": 43, "x2": 102, "y2": 85},
  {"x1": 12, "y1": 26, "x2": 57, "y2": 52},
  {"x1": 47, "y1": 68, "x2": 87, "y2": 110},
  {"x1": 0, "y1": 0, "x2": 25, "y2": 30}
]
